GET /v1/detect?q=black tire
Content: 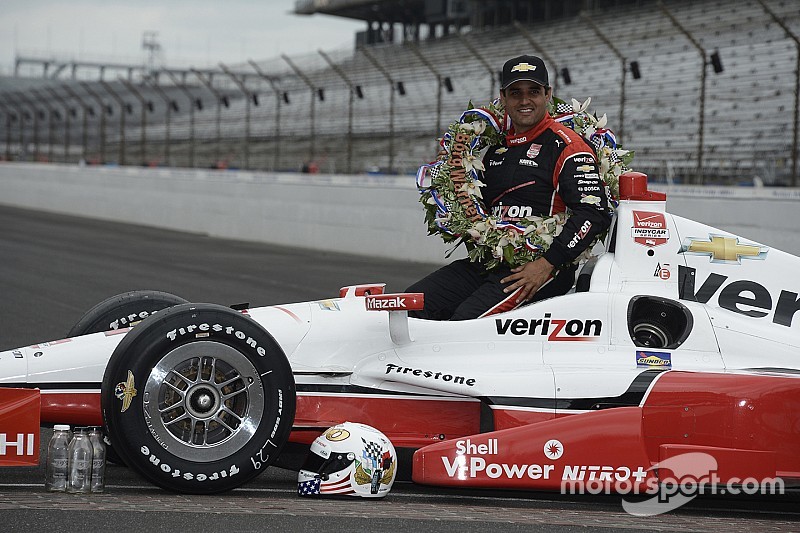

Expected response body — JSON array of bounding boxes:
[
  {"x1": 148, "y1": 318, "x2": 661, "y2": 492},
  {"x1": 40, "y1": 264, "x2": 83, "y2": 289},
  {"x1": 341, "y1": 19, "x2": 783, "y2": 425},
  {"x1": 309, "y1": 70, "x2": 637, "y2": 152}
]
[
  {"x1": 69, "y1": 290, "x2": 188, "y2": 466},
  {"x1": 101, "y1": 303, "x2": 296, "y2": 494},
  {"x1": 68, "y1": 290, "x2": 188, "y2": 337}
]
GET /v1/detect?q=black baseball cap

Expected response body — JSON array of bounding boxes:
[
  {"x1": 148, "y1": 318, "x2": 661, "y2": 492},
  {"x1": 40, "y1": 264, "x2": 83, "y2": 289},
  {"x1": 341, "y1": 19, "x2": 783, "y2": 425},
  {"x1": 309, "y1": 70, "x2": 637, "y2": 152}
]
[{"x1": 500, "y1": 55, "x2": 549, "y2": 90}]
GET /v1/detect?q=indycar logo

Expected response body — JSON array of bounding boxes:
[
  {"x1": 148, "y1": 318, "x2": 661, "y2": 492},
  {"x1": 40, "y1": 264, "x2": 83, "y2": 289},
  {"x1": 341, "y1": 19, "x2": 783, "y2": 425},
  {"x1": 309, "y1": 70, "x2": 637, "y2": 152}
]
[
  {"x1": 495, "y1": 315, "x2": 602, "y2": 340},
  {"x1": 632, "y1": 210, "x2": 669, "y2": 247},
  {"x1": 114, "y1": 370, "x2": 137, "y2": 413}
]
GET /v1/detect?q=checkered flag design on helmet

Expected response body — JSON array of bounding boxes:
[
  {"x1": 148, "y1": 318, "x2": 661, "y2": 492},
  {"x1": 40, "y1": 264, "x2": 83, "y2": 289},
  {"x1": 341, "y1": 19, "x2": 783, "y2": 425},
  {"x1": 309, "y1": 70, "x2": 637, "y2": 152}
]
[{"x1": 362, "y1": 438, "x2": 383, "y2": 468}]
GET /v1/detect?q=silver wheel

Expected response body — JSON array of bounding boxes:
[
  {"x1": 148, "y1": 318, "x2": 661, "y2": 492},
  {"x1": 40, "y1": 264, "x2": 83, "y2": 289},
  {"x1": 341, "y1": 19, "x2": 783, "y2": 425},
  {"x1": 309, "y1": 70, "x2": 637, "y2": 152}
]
[{"x1": 143, "y1": 341, "x2": 265, "y2": 462}]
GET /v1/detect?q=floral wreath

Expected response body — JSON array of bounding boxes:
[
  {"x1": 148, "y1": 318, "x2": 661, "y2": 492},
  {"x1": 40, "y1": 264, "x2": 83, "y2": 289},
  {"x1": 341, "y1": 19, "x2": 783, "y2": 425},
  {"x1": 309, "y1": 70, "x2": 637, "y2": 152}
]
[{"x1": 416, "y1": 96, "x2": 635, "y2": 269}]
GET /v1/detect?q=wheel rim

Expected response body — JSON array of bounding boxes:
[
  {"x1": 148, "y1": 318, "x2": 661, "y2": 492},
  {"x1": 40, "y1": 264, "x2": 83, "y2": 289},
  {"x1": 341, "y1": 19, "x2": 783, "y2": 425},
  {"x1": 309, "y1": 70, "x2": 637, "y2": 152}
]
[
  {"x1": 143, "y1": 341, "x2": 265, "y2": 462},
  {"x1": 633, "y1": 322, "x2": 670, "y2": 348}
]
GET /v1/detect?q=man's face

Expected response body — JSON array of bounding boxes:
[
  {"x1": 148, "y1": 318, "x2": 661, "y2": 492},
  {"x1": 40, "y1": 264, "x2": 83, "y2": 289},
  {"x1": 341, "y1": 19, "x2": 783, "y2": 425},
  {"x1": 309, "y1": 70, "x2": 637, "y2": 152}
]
[{"x1": 500, "y1": 80, "x2": 551, "y2": 132}]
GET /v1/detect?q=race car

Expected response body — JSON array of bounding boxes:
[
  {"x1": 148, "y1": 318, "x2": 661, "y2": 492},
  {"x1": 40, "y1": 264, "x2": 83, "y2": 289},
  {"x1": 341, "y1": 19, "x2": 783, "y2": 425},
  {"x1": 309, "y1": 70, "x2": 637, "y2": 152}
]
[{"x1": 1, "y1": 172, "x2": 798, "y2": 495}]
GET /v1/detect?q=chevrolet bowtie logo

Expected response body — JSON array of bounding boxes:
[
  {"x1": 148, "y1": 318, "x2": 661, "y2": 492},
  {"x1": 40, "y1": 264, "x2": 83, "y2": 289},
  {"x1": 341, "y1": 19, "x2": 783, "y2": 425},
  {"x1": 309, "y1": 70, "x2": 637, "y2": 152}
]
[
  {"x1": 511, "y1": 63, "x2": 537, "y2": 72},
  {"x1": 679, "y1": 235, "x2": 768, "y2": 263}
]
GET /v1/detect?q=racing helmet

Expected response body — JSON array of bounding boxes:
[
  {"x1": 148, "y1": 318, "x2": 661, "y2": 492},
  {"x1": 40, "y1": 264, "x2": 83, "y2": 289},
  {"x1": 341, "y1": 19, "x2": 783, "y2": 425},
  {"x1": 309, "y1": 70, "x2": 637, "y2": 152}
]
[{"x1": 297, "y1": 422, "x2": 397, "y2": 498}]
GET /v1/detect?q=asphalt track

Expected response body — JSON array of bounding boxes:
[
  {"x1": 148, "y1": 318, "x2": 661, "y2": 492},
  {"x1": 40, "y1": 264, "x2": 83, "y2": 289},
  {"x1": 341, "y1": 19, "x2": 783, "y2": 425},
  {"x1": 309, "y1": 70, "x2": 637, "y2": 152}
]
[{"x1": 1, "y1": 204, "x2": 799, "y2": 532}]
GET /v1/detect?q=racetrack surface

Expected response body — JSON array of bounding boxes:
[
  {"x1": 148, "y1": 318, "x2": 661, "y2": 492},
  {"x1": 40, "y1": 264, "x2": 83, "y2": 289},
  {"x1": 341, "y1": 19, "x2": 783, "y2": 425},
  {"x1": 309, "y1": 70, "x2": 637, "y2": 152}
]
[{"x1": 1, "y1": 204, "x2": 798, "y2": 532}]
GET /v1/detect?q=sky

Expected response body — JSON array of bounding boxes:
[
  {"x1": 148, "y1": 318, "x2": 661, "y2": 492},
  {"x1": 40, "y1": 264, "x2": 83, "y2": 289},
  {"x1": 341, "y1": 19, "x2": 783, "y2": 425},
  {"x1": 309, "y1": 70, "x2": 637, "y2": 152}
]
[{"x1": 1, "y1": 0, "x2": 367, "y2": 76}]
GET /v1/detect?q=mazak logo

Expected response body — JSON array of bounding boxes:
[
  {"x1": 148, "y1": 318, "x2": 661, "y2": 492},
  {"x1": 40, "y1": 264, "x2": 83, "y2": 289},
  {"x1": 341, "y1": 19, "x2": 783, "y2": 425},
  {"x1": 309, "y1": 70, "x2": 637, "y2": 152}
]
[
  {"x1": 678, "y1": 266, "x2": 799, "y2": 327},
  {"x1": 365, "y1": 293, "x2": 423, "y2": 311},
  {"x1": 495, "y1": 314, "x2": 602, "y2": 341},
  {"x1": 0, "y1": 433, "x2": 36, "y2": 456},
  {"x1": 367, "y1": 296, "x2": 405, "y2": 309},
  {"x1": 632, "y1": 210, "x2": 669, "y2": 247}
]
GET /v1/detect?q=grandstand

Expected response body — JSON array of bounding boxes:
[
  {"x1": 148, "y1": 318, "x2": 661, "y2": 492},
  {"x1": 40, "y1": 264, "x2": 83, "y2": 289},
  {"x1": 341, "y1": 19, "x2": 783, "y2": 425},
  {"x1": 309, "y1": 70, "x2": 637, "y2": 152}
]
[{"x1": 0, "y1": 0, "x2": 798, "y2": 185}]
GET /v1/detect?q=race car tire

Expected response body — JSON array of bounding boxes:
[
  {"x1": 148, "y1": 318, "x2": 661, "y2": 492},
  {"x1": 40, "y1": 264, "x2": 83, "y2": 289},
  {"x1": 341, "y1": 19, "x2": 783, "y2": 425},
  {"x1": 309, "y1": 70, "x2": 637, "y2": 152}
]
[
  {"x1": 68, "y1": 290, "x2": 188, "y2": 337},
  {"x1": 101, "y1": 303, "x2": 296, "y2": 494},
  {"x1": 68, "y1": 290, "x2": 188, "y2": 465}
]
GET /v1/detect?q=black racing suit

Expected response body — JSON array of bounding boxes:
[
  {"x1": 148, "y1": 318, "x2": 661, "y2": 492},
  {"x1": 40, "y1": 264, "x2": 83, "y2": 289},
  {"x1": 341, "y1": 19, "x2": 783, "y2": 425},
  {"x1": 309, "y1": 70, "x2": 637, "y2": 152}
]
[{"x1": 407, "y1": 113, "x2": 613, "y2": 320}]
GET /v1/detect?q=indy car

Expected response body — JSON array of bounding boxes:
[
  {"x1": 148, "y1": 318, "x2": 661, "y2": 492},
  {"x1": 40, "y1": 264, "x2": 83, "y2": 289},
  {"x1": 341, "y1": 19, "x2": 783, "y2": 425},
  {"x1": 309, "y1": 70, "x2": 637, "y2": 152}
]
[{"x1": 1, "y1": 173, "x2": 798, "y2": 495}]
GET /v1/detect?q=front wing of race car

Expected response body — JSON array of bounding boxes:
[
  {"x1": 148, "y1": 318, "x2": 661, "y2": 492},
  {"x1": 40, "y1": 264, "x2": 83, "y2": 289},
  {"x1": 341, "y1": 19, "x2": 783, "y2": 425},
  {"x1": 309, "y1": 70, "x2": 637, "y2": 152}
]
[
  {"x1": 412, "y1": 370, "x2": 800, "y2": 491},
  {"x1": 0, "y1": 388, "x2": 40, "y2": 467}
]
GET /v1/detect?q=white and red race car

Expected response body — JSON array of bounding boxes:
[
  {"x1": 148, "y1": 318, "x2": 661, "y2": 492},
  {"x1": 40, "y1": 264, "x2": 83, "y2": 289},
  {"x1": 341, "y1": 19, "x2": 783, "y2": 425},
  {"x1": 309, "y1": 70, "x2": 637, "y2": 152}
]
[{"x1": 1, "y1": 173, "x2": 798, "y2": 495}]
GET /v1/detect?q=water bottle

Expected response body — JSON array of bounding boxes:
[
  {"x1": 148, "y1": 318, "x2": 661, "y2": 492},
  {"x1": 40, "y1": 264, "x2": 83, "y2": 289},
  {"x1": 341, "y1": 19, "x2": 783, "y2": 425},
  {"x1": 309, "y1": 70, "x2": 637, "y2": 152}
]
[
  {"x1": 66, "y1": 427, "x2": 93, "y2": 494},
  {"x1": 88, "y1": 427, "x2": 106, "y2": 493},
  {"x1": 45, "y1": 424, "x2": 71, "y2": 492}
]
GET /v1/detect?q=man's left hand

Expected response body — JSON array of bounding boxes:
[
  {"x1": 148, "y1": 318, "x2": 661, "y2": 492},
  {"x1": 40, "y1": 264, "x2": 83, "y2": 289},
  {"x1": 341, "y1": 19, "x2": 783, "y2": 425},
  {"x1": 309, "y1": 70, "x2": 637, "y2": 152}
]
[{"x1": 500, "y1": 257, "x2": 555, "y2": 303}]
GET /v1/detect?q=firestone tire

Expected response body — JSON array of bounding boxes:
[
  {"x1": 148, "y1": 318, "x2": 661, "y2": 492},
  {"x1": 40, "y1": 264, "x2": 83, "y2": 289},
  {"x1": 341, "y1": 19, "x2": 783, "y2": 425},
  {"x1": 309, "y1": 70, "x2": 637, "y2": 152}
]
[
  {"x1": 101, "y1": 303, "x2": 296, "y2": 494},
  {"x1": 69, "y1": 290, "x2": 188, "y2": 466},
  {"x1": 68, "y1": 290, "x2": 188, "y2": 337}
]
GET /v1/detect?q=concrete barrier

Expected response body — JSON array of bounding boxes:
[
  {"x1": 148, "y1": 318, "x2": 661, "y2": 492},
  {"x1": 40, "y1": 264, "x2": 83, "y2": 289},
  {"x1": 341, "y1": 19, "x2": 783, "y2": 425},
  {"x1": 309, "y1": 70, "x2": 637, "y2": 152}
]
[{"x1": 1, "y1": 162, "x2": 799, "y2": 261}]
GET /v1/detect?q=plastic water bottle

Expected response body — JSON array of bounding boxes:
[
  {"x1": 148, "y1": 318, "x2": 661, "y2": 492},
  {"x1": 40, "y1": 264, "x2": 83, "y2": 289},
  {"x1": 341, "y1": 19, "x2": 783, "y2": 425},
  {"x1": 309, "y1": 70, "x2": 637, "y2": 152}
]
[
  {"x1": 88, "y1": 427, "x2": 106, "y2": 493},
  {"x1": 66, "y1": 427, "x2": 93, "y2": 494},
  {"x1": 45, "y1": 424, "x2": 71, "y2": 492}
]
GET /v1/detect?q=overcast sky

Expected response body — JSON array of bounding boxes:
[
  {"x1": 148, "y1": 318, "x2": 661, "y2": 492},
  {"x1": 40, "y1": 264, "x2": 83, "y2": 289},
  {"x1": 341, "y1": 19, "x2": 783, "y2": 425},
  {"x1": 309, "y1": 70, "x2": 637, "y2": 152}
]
[{"x1": 1, "y1": 0, "x2": 366, "y2": 75}]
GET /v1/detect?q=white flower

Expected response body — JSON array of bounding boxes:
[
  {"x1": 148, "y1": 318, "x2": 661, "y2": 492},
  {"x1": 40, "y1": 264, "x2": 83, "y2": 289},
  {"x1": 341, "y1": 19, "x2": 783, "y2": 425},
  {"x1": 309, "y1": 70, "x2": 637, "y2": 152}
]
[
  {"x1": 464, "y1": 154, "x2": 485, "y2": 173},
  {"x1": 538, "y1": 233, "x2": 554, "y2": 245},
  {"x1": 571, "y1": 97, "x2": 591, "y2": 113},
  {"x1": 459, "y1": 179, "x2": 485, "y2": 199},
  {"x1": 426, "y1": 196, "x2": 438, "y2": 205},
  {"x1": 466, "y1": 228, "x2": 482, "y2": 240},
  {"x1": 599, "y1": 157, "x2": 610, "y2": 175},
  {"x1": 596, "y1": 113, "x2": 608, "y2": 129}
]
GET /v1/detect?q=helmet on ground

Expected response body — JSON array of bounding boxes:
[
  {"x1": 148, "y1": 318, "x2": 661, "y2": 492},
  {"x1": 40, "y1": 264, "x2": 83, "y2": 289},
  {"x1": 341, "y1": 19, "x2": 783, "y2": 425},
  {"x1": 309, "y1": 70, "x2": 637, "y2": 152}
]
[{"x1": 297, "y1": 421, "x2": 397, "y2": 498}]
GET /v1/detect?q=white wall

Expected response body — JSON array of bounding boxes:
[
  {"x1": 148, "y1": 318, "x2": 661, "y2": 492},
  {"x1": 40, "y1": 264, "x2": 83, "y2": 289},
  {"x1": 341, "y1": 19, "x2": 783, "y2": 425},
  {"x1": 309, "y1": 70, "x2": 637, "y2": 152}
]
[{"x1": 1, "y1": 162, "x2": 799, "y2": 261}]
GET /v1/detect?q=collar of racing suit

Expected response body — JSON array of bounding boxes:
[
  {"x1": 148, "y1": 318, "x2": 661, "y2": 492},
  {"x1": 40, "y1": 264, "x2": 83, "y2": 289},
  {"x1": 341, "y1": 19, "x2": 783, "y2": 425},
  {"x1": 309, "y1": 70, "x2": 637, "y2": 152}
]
[{"x1": 504, "y1": 113, "x2": 554, "y2": 147}]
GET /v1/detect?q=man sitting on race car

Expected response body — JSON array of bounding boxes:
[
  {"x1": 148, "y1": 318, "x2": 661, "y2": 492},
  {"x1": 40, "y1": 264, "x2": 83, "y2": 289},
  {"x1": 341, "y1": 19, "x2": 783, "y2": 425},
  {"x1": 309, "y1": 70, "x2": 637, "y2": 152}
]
[{"x1": 407, "y1": 55, "x2": 613, "y2": 320}]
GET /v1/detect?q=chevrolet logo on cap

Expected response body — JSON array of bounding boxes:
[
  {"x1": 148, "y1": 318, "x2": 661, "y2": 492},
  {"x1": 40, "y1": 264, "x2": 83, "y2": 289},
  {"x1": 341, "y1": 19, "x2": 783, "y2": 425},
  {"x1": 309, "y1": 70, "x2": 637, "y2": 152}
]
[
  {"x1": 679, "y1": 235, "x2": 768, "y2": 263},
  {"x1": 511, "y1": 63, "x2": 537, "y2": 72}
]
